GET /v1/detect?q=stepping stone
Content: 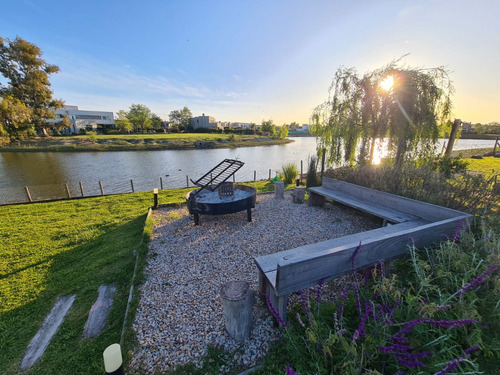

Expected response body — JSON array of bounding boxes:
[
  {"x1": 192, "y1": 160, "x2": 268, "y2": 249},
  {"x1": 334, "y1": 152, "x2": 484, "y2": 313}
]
[
  {"x1": 21, "y1": 294, "x2": 76, "y2": 371},
  {"x1": 82, "y1": 284, "x2": 116, "y2": 338}
]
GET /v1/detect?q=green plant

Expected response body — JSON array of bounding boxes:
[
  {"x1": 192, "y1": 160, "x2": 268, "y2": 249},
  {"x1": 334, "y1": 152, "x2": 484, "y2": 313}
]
[
  {"x1": 281, "y1": 162, "x2": 298, "y2": 185},
  {"x1": 258, "y1": 226, "x2": 500, "y2": 374},
  {"x1": 87, "y1": 131, "x2": 97, "y2": 143},
  {"x1": 306, "y1": 155, "x2": 319, "y2": 188}
]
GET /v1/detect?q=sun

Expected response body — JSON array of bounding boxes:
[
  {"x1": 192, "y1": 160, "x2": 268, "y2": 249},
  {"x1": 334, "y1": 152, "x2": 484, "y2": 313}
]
[{"x1": 380, "y1": 75, "x2": 394, "y2": 92}]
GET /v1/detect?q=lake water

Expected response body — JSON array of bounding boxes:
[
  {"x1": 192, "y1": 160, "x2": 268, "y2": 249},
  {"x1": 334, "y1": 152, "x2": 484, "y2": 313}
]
[{"x1": 0, "y1": 137, "x2": 496, "y2": 203}]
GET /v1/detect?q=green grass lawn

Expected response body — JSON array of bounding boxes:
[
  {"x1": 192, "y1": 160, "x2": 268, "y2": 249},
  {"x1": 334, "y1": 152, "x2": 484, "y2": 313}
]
[
  {"x1": 465, "y1": 156, "x2": 500, "y2": 177},
  {"x1": 0, "y1": 181, "x2": 274, "y2": 374}
]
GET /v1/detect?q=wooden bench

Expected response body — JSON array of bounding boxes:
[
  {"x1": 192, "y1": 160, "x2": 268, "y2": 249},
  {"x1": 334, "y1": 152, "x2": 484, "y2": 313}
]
[{"x1": 254, "y1": 178, "x2": 473, "y2": 323}]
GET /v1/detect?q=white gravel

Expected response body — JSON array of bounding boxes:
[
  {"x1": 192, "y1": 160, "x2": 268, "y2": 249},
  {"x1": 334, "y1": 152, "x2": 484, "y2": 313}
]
[{"x1": 129, "y1": 191, "x2": 378, "y2": 373}]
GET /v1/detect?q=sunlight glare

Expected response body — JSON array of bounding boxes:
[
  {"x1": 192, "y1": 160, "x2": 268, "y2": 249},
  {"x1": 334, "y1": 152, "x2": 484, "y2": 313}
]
[{"x1": 380, "y1": 75, "x2": 394, "y2": 92}]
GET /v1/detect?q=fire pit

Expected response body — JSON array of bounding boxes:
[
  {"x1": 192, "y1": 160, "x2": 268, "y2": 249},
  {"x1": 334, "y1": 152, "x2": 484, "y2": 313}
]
[
  {"x1": 186, "y1": 184, "x2": 256, "y2": 225},
  {"x1": 185, "y1": 159, "x2": 256, "y2": 225}
]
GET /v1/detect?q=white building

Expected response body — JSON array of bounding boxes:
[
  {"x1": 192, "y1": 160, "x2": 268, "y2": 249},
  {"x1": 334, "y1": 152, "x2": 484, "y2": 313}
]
[
  {"x1": 52, "y1": 105, "x2": 115, "y2": 134},
  {"x1": 190, "y1": 114, "x2": 223, "y2": 130}
]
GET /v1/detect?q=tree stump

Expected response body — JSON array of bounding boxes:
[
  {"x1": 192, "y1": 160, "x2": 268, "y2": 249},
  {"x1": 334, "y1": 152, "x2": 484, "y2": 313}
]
[
  {"x1": 274, "y1": 181, "x2": 284, "y2": 199},
  {"x1": 221, "y1": 281, "x2": 253, "y2": 341},
  {"x1": 293, "y1": 186, "x2": 305, "y2": 203}
]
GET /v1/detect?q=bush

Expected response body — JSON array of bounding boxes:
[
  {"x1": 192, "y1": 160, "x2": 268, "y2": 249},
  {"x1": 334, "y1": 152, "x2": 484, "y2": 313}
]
[
  {"x1": 79, "y1": 128, "x2": 87, "y2": 135},
  {"x1": 306, "y1": 155, "x2": 319, "y2": 188},
  {"x1": 325, "y1": 162, "x2": 499, "y2": 217},
  {"x1": 260, "y1": 226, "x2": 500, "y2": 374},
  {"x1": 87, "y1": 131, "x2": 97, "y2": 143},
  {"x1": 281, "y1": 163, "x2": 298, "y2": 184}
]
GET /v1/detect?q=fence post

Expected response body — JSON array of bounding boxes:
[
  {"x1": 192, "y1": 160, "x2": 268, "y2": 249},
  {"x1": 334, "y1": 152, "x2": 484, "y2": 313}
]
[
  {"x1": 65, "y1": 183, "x2": 71, "y2": 198},
  {"x1": 79, "y1": 182, "x2": 84, "y2": 197},
  {"x1": 186, "y1": 175, "x2": 189, "y2": 188},
  {"x1": 254, "y1": 171, "x2": 256, "y2": 181},
  {"x1": 160, "y1": 177, "x2": 163, "y2": 190},
  {"x1": 301, "y1": 160, "x2": 303, "y2": 181},
  {"x1": 24, "y1": 186, "x2": 32, "y2": 202},
  {"x1": 130, "y1": 179, "x2": 135, "y2": 193},
  {"x1": 153, "y1": 188, "x2": 158, "y2": 209},
  {"x1": 269, "y1": 169, "x2": 271, "y2": 180},
  {"x1": 494, "y1": 137, "x2": 499, "y2": 156},
  {"x1": 99, "y1": 181, "x2": 104, "y2": 195}
]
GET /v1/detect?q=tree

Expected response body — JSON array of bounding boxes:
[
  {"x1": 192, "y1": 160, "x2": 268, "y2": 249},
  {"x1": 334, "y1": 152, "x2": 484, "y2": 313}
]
[
  {"x1": 127, "y1": 104, "x2": 152, "y2": 131},
  {"x1": 278, "y1": 124, "x2": 288, "y2": 139},
  {"x1": 0, "y1": 95, "x2": 33, "y2": 139},
  {"x1": 150, "y1": 113, "x2": 163, "y2": 131},
  {"x1": 311, "y1": 59, "x2": 453, "y2": 166},
  {"x1": 114, "y1": 109, "x2": 133, "y2": 133},
  {"x1": 169, "y1": 106, "x2": 192, "y2": 130},
  {"x1": 0, "y1": 36, "x2": 63, "y2": 137},
  {"x1": 261, "y1": 119, "x2": 276, "y2": 136}
]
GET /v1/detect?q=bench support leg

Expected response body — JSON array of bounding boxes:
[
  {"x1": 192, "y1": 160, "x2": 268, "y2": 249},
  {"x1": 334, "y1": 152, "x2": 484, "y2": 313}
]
[
  {"x1": 308, "y1": 191, "x2": 325, "y2": 207},
  {"x1": 267, "y1": 287, "x2": 288, "y2": 325}
]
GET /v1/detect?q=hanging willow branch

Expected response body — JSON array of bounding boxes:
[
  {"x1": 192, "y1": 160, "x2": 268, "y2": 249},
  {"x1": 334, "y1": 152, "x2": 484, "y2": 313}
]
[{"x1": 311, "y1": 59, "x2": 454, "y2": 166}]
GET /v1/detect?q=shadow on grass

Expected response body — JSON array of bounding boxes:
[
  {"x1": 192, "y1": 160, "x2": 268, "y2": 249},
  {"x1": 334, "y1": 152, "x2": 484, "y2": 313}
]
[{"x1": 0, "y1": 214, "x2": 148, "y2": 375}]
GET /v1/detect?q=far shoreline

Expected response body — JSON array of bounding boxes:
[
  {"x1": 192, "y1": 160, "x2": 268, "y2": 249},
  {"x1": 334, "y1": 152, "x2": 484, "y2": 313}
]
[{"x1": 0, "y1": 134, "x2": 294, "y2": 153}]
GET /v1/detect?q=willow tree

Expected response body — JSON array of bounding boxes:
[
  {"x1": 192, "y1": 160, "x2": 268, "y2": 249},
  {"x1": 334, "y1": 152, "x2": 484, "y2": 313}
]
[{"x1": 311, "y1": 60, "x2": 453, "y2": 166}]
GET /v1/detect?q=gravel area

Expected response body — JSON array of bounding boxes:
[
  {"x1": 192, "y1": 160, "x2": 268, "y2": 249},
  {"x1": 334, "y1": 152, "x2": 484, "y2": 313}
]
[{"x1": 130, "y1": 191, "x2": 378, "y2": 373}]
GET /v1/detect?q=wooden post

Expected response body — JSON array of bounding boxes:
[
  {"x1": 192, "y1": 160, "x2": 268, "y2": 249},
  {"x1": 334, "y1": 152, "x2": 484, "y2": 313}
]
[
  {"x1": 160, "y1": 177, "x2": 163, "y2": 190},
  {"x1": 24, "y1": 186, "x2": 32, "y2": 202},
  {"x1": 99, "y1": 181, "x2": 104, "y2": 195},
  {"x1": 221, "y1": 281, "x2": 253, "y2": 342},
  {"x1": 444, "y1": 119, "x2": 462, "y2": 157},
  {"x1": 494, "y1": 137, "x2": 499, "y2": 156},
  {"x1": 79, "y1": 182, "x2": 84, "y2": 197},
  {"x1": 269, "y1": 169, "x2": 271, "y2": 180},
  {"x1": 254, "y1": 170, "x2": 256, "y2": 181},
  {"x1": 186, "y1": 175, "x2": 189, "y2": 187},
  {"x1": 233, "y1": 174, "x2": 235, "y2": 182},
  {"x1": 65, "y1": 183, "x2": 71, "y2": 198},
  {"x1": 300, "y1": 160, "x2": 303, "y2": 181},
  {"x1": 153, "y1": 188, "x2": 158, "y2": 209},
  {"x1": 130, "y1": 179, "x2": 134, "y2": 193},
  {"x1": 274, "y1": 181, "x2": 284, "y2": 199}
]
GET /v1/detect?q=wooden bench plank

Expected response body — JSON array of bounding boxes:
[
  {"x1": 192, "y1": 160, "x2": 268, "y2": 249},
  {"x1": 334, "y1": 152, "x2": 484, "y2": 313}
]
[
  {"x1": 254, "y1": 219, "x2": 428, "y2": 276},
  {"x1": 275, "y1": 215, "x2": 471, "y2": 296},
  {"x1": 322, "y1": 178, "x2": 466, "y2": 222},
  {"x1": 309, "y1": 186, "x2": 418, "y2": 223}
]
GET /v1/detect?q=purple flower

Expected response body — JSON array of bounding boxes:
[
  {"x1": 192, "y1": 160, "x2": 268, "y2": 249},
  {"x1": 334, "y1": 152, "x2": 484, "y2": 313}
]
[
  {"x1": 456, "y1": 264, "x2": 498, "y2": 295},
  {"x1": 316, "y1": 278, "x2": 326, "y2": 304},
  {"x1": 338, "y1": 287, "x2": 348, "y2": 321},
  {"x1": 263, "y1": 293, "x2": 286, "y2": 327},
  {"x1": 296, "y1": 313, "x2": 305, "y2": 328},
  {"x1": 434, "y1": 345, "x2": 479, "y2": 375},
  {"x1": 300, "y1": 290, "x2": 311, "y2": 323},
  {"x1": 285, "y1": 363, "x2": 296, "y2": 375},
  {"x1": 452, "y1": 221, "x2": 462, "y2": 242}
]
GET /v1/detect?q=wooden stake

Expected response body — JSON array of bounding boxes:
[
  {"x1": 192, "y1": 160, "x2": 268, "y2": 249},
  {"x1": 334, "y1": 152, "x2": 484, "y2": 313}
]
[
  {"x1": 160, "y1": 177, "x2": 163, "y2": 190},
  {"x1": 254, "y1": 170, "x2": 256, "y2": 181},
  {"x1": 65, "y1": 183, "x2": 71, "y2": 198},
  {"x1": 99, "y1": 181, "x2": 104, "y2": 195},
  {"x1": 79, "y1": 181, "x2": 84, "y2": 196},
  {"x1": 269, "y1": 169, "x2": 271, "y2": 180},
  {"x1": 130, "y1": 179, "x2": 134, "y2": 193},
  {"x1": 186, "y1": 175, "x2": 189, "y2": 187},
  {"x1": 24, "y1": 186, "x2": 32, "y2": 202}
]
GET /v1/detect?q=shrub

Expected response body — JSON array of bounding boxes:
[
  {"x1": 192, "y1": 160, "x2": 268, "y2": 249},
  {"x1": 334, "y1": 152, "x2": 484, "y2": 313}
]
[
  {"x1": 281, "y1": 163, "x2": 298, "y2": 184},
  {"x1": 79, "y1": 128, "x2": 87, "y2": 135},
  {"x1": 260, "y1": 227, "x2": 500, "y2": 374},
  {"x1": 87, "y1": 131, "x2": 97, "y2": 143},
  {"x1": 306, "y1": 155, "x2": 319, "y2": 188}
]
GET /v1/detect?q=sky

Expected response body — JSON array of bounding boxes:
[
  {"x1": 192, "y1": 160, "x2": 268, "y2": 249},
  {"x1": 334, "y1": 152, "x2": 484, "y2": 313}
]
[{"x1": 1, "y1": 0, "x2": 499, "y2": 125}]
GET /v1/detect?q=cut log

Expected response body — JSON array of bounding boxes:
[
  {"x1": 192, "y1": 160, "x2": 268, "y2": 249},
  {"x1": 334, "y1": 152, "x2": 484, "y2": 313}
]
[
  {"x1": 274, "y1": 181, "x2": 284, "y2": 199},
  {"x1": 221, "y1": 281, "x2": 253, "y2": 341}
]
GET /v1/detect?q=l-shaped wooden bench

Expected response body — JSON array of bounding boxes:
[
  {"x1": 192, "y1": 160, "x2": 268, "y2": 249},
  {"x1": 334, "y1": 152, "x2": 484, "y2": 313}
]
[{"x1": 254, "y1": 177, "x2": 473, "y2": 323}]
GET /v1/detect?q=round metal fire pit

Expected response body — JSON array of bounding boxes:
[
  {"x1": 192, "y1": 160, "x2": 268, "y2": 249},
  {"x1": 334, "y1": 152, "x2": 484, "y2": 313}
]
[{"x1": 186, "y1": 184, "x2": 256, "y2": 225}]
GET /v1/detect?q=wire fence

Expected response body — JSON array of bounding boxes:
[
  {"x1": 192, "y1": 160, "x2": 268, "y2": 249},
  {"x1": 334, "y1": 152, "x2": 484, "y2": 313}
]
[{"x1": 0, "y1": 166, "x2": 305, "y2": 206}]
